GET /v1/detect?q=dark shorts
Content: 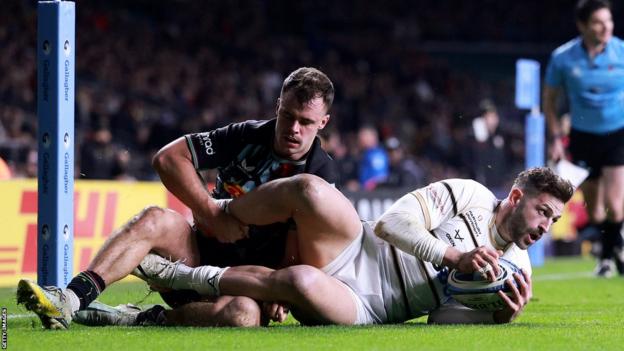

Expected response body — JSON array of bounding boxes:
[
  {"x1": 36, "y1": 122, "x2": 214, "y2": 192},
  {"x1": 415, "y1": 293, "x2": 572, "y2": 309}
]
[
  {"x1": 569, "y1": 127, "x2": 624, "y2": 179},
  {"x1": 159, "y1": 223, "x2": 289, "y2": 307}
]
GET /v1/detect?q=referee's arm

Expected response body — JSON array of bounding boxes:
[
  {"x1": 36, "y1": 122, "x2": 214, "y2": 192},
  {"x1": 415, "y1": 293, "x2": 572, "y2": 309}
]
[{"x1": 543, "y1": 85, "x2": 565, "y2": 161}]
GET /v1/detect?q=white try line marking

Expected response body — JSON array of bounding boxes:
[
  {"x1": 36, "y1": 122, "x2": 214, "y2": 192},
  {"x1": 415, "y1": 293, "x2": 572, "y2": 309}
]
[
  {"x1": 532, "y1": 271, "x2": 594, "y2": 281},
  {"x1": 7, "y1": 313, "x2": 33, "y2": 320}
]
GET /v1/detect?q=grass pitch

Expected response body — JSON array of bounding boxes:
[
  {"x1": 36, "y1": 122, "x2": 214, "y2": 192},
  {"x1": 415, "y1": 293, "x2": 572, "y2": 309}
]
[{"x1": 2, "y1": 257, "x2": 623, "y2": 351}]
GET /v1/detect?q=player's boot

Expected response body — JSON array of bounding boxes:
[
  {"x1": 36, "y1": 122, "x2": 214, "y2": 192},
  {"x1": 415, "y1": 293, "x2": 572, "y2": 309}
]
[
  {"x1": 16, "y1": 279, "x2": 73, "y2": 329},
  {"x1": 74, "y1": 301, "x2": 141, "y2": 326},
  {"x1": 594, "y1": 259, "x2": 615, "y2": 278},
  {"x1": 74, "y1": 301, "x2": 166, "y2": 326},
  {"x1": 131, "y1": 253, "x2": 181, "y2": 289}
]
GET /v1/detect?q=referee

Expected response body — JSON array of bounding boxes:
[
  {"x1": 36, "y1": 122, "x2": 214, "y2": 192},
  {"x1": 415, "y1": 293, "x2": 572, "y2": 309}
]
[{"x1": 543, "y1": 0, "x2": 624, "y2": 277}]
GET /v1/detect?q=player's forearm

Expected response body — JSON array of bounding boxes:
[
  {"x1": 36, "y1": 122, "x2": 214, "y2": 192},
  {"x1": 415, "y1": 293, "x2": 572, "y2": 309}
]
[
  {"x1": 441, "y1": 246, "x2": 462, "y2": 270},
  {"x1": 542, "y1": 87, "x2": 562, "y2": 138},
  {"x1": 374, "y1": 207, "x2": 448, "y2": 265},
  {"x1": 153, "y1": 147, "x2": 220, "y2": 217}
]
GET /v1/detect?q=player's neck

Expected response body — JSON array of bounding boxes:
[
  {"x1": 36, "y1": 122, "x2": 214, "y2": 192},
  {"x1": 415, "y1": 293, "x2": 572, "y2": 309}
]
[
  {"x1": 582, "y1": 37, "x2": 607, "y2": 59},
  {"x1": 494, "y1": 199, "x2": 513, "y2": 244}
]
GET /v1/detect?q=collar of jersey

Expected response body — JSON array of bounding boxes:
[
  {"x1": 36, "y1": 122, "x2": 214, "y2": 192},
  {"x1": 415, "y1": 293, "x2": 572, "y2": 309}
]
[{"x1": 488, "y1": 200, "x2": 511, "y2": 251}]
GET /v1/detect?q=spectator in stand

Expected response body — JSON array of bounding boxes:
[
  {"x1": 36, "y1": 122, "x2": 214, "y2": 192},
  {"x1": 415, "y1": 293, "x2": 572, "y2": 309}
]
[
  {"x1": 357, "y1": 126, "x2": 389, "y2": 191},
  {"x1": 378, "y1": 137, "x2": 424, "y2": 189},
  {"x1": 470, "y1": 99, "x2": 511, "y2": 194},
  {"x1": 79, "y1": 123, "x2": 118, "y2": 179}
]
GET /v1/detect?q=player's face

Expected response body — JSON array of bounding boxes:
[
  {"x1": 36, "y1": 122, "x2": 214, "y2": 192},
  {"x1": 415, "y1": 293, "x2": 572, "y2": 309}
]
[
  {"x1": 578, "y1": 7, "x2": 613, "y2": 46},
  {"x1": 274, "y1": 91, "x2": 329, "y2": 160},
  {"x1": 505, "y1": 192, "x2": 564, "y2": 249}
]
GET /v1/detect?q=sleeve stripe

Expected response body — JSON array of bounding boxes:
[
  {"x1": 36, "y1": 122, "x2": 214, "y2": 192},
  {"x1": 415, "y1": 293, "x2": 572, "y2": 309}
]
[
  {"x1": 185, "y1": 135, "x2": 200, "y2": 169},
  {"x1": 440, "y1": 181, "x2": 458, "y2": 216},
  {"x1": 410, "y1": 191, "x2": 431, "y2": 230}
]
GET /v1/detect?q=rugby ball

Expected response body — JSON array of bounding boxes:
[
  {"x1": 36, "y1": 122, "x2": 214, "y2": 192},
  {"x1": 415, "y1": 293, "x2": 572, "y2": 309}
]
[{"x1": 447, "y1": 258, "x2": 522, "y2": 311}]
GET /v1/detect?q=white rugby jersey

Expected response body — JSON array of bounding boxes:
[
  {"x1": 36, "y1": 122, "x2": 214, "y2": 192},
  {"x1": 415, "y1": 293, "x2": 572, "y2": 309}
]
[{"x1": 380, "y1": 178, "x2": 531, "y2": 323}]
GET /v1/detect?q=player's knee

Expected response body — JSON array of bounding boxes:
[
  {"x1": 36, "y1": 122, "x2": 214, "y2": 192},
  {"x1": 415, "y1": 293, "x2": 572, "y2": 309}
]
[
  {"x1": 133, "y1": 206, "x2": 179, "y2": 239},
  {"x1": 605, "y1": 203, "x2": 624, "y2": 221},
  {"x1": 279, "y1": 265, "x2": 324, "y2": 300},
  {"x1": 289, "y1": 174, "x2": 327, "y2": 207},
  {"x1": 221, "y1": 296, "x2": 261, "y2": 327}
]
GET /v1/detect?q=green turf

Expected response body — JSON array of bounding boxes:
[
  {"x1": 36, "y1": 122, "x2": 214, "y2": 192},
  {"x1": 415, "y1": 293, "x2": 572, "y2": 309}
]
[{"x1": 2, "y1": 257, "x2": 623, "y2": 350}]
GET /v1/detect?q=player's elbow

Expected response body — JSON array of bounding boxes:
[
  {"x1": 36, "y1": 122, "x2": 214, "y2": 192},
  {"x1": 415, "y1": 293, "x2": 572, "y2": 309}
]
[
  {"x1": 152, "y1": 147, "x2": 172, "y2": 173},
  {"x1": 152, "y1": 137, "x2": 190, "y2": 174}
]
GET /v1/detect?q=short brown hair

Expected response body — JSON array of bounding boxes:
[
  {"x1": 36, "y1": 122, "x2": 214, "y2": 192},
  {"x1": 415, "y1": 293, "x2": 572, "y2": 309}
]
[
  {"x1": 280, "y1": 67, "x2": 334, "y2": 112},
  {"x1": 512, "y1": 167, "x2": 575, "y2": 203},
  {"x1": 576, "y1": 0, "x2": 611, "y2": 24}
]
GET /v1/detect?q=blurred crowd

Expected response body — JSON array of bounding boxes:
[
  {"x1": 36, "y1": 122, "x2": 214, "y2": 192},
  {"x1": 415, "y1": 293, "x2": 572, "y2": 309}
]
[{"x1": 3, "y1": 0, "x2": 617, "y2": 193}]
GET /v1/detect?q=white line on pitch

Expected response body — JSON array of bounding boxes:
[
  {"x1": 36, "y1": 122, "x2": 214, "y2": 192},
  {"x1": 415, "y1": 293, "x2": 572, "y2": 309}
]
[
  {"x1": 533, "y1": 271, "x2": 594, "y2": 281},
  {"x1": 7, "y1": 313, "x2": 34, "y2": 319}
]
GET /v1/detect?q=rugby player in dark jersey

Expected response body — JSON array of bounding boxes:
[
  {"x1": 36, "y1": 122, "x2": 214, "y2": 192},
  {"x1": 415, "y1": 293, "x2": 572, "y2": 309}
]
[{"x1": 17, "y1": 67, "x2": 339, "y2": 329}]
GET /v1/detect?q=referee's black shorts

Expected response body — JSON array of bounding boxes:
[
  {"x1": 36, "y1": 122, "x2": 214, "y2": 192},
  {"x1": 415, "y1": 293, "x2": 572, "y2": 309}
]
[{"x1": 569, "y1": 126, "x2": 624, "y2": 179}]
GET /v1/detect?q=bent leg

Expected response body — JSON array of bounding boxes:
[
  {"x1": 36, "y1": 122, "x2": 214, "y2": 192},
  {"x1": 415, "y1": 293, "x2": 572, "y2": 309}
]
[
  {"x1": 164, "y1": 296, "x2": 262, "y2": 327},
  {"x1": 228, "y1": 174, "x2": 362, "y2": 267},
  {"x1": 88, "y1": 206, "x2": 199, "y2": 285},
  {"x1": 219, "y1": 265, "x2": 359, "y2": 325}
]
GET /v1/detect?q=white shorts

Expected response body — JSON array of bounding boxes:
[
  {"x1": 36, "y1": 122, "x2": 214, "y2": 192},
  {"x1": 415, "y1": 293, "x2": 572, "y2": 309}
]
[{"x1": 321, "y1": 222, "x2": 406, "y2": 324}]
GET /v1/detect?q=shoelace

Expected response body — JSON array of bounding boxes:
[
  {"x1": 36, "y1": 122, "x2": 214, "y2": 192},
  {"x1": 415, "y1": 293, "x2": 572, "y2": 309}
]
[{"x1": 42, "y1": 286, "x2": 67, "y2": 303}]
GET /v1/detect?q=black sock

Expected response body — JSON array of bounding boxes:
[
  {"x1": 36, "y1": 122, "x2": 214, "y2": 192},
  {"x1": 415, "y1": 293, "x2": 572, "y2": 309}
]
[
  {"x1": 600, "y1": 221, "x2": 623, "y2": 260},
  {"x1": 66, "y1": 270, "x2": 106, "y2": 310}
]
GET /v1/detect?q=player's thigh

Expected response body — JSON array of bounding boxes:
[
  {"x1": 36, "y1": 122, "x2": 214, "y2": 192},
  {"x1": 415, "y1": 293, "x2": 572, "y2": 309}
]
[
  {"x1": 149, "y1": 208, "x2": 200, "y2": 265},
  {"x1": 279, "y1": 265, "x2": 359, "y2": 325},
  {"x1": 288, "y1": 175, "x2": 363, "y2": 267}
]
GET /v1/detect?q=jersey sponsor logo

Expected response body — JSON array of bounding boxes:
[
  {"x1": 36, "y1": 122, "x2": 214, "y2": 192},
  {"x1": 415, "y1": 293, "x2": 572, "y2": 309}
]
[
  {"x1": 464, "y1": 211, "x2": 482, "y2": 236},
  {"x1": 454, "y1": 229, "x2": 464, "y2": 242},
  {"x1": 445, "y1": 232, "x2": 456, "y2": 247},
  {"x1": 198, "y1": 133, "x2": 215, "y2": 156}
]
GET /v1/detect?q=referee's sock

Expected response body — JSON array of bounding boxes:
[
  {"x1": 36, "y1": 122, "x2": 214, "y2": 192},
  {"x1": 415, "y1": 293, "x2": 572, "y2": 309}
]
[
  {"x1": 65, "y1": 270, "x2": 106, "y2": 312},
  {"x1": 600, "y1": 221, "x2": 624, "y2": 259}
]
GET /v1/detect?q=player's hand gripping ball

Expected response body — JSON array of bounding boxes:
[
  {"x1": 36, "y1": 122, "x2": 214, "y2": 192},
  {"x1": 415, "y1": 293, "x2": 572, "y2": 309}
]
[{"x1": 447, "y1": 258, "x2": 523, "y2": 311}]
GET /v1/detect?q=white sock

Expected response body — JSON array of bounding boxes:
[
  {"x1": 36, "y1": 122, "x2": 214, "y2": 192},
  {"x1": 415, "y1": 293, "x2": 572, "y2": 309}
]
[
  {"x1": 64, "y1": 288, "x2": 81, "y2": 313},
  {"x1": 170, "y1": 263, "x2": 228, "y2": 296}
]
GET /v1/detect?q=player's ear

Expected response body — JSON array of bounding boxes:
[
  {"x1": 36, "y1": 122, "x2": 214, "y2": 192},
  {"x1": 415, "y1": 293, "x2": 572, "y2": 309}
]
[
  {"x1": 319, "y1": 114, "x2": 330, "y2": 130},
  {"x1": 275, "y1": 98, "x2": 281, "y2": 115},
  {"x1": 509, "y1": 188, "x2": 524, "y2": 206}
]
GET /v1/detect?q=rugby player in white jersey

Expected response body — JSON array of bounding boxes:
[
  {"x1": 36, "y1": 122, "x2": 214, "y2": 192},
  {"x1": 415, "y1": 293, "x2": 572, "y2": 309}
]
[{"x1": 75, "y1": 166, "x2": 573, "y2": 326}]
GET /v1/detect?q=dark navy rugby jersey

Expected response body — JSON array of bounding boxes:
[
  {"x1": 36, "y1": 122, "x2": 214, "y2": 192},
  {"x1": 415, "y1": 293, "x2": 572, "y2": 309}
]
[{"x1": 185, "y1": 118, "x2": 338, "y2": 199}]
